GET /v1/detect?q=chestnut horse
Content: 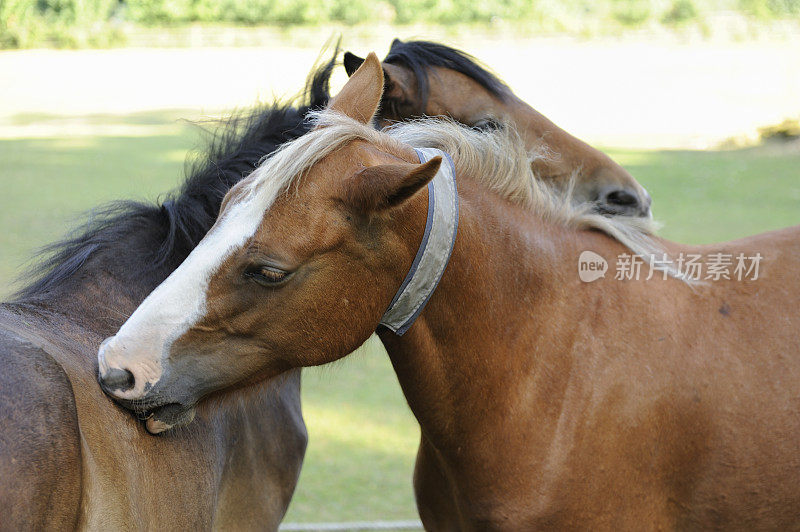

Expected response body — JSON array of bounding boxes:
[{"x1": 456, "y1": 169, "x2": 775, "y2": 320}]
[
  {"x1": 99, "y1": 54, "x2": 800, "y2": 529},
  {"x1": 0, "y1": 60, "x2": 336, "y2": 529},
  {"x1": 344, "y1": 40, "x2": 652, "y2": 218}
]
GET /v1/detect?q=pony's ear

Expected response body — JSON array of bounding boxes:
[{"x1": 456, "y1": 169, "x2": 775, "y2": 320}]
[
  {"x1": 342, "y1": 52, "x2": 415, "y2": 113},
  {"x1": 327, "y1": 52, "x2": 383, "y2": 124},
  {"x1": 343, "y1": 52, "x2": 365, "y2": 76},
  {"x1": 381, "y1": 63, "x2": 416, "y2": 109},
  {"x1": 346, "y1": 157, "x2": 441, "y2": 212}
]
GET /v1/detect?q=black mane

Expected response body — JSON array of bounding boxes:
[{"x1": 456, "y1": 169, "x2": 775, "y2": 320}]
[
  {"x1": 12, "y1": 55, "x2": 335, "y2": 304},
  {"x1": 384, "y1": 39, "x2": 509, "y2": 108}
]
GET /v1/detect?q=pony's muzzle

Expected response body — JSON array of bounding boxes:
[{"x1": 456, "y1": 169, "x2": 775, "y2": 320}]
[{"x1": 597, "y1": 185, "x2": 652, "y2": 218}]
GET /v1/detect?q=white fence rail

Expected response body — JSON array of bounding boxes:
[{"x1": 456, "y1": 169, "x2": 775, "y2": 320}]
[{"x1": 280, "y1": 520, "x2": 423, "y2": 531}]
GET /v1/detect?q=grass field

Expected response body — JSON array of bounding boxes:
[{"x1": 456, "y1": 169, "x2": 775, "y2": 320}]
[{"x1": 1, "y1": 110, "x2": 799, "y2": 523}]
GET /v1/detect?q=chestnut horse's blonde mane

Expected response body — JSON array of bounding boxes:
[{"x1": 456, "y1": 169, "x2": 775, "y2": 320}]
[{"x1": 244, "y1": 110, "x2": 674, "y2": 277}]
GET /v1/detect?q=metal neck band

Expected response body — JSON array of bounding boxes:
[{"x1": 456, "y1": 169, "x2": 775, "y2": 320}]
[{"x1": 379, "y1": 148, "x2": 459, "y2": 336}]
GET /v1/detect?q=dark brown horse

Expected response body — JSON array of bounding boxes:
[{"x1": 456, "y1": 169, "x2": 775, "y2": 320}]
[
  {"x1": 344, "y1": 40, "x2": 652, "y2": 218},
  {"x1": 100, "y1": 54, "x2": 800, "y2": 529},
  {"x1": 0, "y1": 61, "x2": 335, "y2": 529}
]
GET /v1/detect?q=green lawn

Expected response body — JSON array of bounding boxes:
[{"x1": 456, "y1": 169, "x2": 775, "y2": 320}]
[
  {"x1": 609, "y1": 145, "x2": 800, "y2": 244},
  {"x1": 1, "y1": 112, "x2": 798, "y2": 524}
]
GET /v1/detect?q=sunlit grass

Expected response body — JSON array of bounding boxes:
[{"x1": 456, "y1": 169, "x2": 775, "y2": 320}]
[
  {"x1": 286, "y1": 337, "x2": 419, "y2": 522},
  {"x1": 0, "y1": 131, "x2": 193, "y2": 294},
  {"x1": 608, "y1": 144, "x2": 800, "y2": 243}
]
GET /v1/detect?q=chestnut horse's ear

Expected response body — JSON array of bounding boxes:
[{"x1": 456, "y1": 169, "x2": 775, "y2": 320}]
[
  {"x1": 327, "y1": 52, "x2": 383, "y2": 124},
  {"x1": 347, "y1": 157, "x2": 442, "y2": 212},
  {"x1": 343, "y1": 52, "x2": 365, "y2": 77}
]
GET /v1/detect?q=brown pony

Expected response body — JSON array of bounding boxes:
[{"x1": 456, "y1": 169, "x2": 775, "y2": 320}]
[
  {"x1": 0, "y1": 62, "x2": 340, "y2": 528},
  {"x1": 99, "y1": 54, "x2": 800, "y2": 529},
  {"x1": 344, "y1": 40, "x2": 652, "y2": 218}
]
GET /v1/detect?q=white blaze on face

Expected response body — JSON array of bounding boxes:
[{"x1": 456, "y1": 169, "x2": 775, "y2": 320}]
[
  {"x1": 97, "y1": 117, "x2": 381, "y2": 399},
  {"x1": 98, "y1": 194, "x2": 267, "y2": 399}
]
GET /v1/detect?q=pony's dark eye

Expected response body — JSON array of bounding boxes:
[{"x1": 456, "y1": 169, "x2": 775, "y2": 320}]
[
  {"x1": 472, "y1": 118, "x2": 502, "y2": 131},
  {"x1": 245, "y1": 265, "x2": 289, "y2": 286}
]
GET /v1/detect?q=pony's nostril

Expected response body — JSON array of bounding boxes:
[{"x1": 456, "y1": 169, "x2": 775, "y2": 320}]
[
  {"x1": 604, "y1": 188, "x2": 639, "y2": 207},
  {"x1": 101, "y1": 368, "x2": 136, "y2": 392}
]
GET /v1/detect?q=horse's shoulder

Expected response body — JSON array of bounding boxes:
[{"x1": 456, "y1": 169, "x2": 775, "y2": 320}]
[{"x1": 0, "y1": 321, "x2": 83, "y2": 530}]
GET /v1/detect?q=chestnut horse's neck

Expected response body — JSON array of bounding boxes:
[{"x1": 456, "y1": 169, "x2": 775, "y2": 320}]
[
  {"x1": 375, "y1": 146, "x2": 800, "y2": 527},
  {"x1": 378, "y1": 172, "x2": 622, "y2": 446}
]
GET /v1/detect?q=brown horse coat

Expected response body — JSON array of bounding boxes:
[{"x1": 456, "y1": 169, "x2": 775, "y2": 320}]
[
  {"x1": 1, "y1": 307, "x2": 305, "y2": 530},
  {"x1": 0, "y1": 77, "x2": 339, "y2": 528},
  {"x1": 99, "y1": 54, "x2": 800, "y2": 530}
]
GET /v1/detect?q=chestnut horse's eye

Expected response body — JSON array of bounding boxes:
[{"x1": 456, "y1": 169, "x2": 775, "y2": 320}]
[{"x1": 244, "y1": 266, "x2": 289, "y2": 286}]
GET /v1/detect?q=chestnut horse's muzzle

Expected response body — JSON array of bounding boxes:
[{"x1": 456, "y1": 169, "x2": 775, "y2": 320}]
[
  {"x1": 98, "y1": 336, "x2": 198, "y2": 434},
  {"x1": 98, "y1": 370, "x2": 196, "y2": 434}
]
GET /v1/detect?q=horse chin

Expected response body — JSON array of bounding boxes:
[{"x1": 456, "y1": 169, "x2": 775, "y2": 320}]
[{"x1": 145, "y1": 403, "x2": 196, "y2": 435}]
